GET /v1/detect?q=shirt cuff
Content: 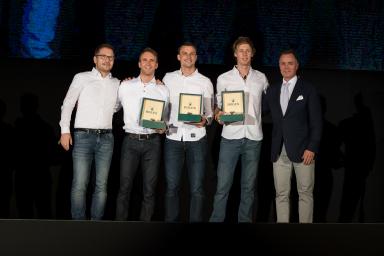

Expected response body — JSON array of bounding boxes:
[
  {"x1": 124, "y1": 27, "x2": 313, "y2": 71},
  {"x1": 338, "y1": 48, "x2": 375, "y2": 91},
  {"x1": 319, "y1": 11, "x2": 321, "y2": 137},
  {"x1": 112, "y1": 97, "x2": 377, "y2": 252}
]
[{"x1": 61, "y1": 127, "x2": 70, "y2": 134}]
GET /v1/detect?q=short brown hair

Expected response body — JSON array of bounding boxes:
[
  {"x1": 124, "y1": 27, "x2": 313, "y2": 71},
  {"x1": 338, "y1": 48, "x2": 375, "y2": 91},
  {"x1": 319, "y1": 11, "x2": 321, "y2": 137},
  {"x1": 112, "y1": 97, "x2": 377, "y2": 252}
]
[
  {"x1": 94, "y1": 43, "x2": 114, "y2": 56},
  {"x1": 139, "y1": 47, "x2": 158, "y2": 62},
  {"x1": 279, "y1": 49, "x2": 299, "y2": 63},
  {"x1": 178, "y1": 42, "x2": 197, "y2": 54},
  {"x1": 232, "y1": 36, "x2": 255, "y2": 54}
]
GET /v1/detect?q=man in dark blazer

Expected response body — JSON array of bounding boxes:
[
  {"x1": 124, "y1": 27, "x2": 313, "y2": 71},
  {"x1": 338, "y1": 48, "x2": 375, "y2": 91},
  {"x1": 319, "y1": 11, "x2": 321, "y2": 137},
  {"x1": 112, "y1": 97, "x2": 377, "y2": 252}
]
[{"x1": 263, "y1": 49, "x2": 322, "y2": 223}]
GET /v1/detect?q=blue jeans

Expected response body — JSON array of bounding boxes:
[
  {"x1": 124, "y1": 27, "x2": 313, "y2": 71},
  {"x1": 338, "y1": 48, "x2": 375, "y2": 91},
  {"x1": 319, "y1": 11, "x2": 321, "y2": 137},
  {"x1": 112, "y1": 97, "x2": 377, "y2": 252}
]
[
  {"x1": 71, "y1": 130, "x2": 114, "y2": 220},
  {"x1": 210, "y1": 138, "x2": 262, "y2": 222},
  {"x1": 164, "y1": 137, "x2": 207, "y2": 222}
]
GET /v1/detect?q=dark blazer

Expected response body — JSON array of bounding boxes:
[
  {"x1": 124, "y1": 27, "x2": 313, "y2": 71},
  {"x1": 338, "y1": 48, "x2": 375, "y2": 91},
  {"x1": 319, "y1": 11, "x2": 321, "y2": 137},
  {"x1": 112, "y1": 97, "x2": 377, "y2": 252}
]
[{"x1": 263, "y1": 77, "x2": 322, "y2": 162}]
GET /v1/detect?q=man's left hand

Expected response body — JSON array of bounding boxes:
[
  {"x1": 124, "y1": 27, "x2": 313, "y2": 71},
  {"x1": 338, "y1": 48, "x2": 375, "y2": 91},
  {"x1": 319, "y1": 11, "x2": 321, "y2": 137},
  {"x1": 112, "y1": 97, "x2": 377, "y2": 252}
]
[
  {"x1": 155, "y1": 128, "x2": 166, "y2": 134},
  {"x1": 302, "y1": 150, "x2": 315, "y2": 165}
]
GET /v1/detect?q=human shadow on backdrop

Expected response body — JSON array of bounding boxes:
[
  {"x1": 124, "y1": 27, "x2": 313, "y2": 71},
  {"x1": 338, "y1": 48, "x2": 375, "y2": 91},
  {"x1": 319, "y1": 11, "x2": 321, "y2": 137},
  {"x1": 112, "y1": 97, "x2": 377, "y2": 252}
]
[
  {"x1": 338, "y1": 92, "x2": 376, "y2": 223},
  {"x1": 14, "y1": 93, "x2": 56, "y2": 219},
  {"x1": 0, "y1": 99, "x2": 14, "y2": 218},
  {"x1": 313, "y1": 95, "x2": 343, "y2": 223}
]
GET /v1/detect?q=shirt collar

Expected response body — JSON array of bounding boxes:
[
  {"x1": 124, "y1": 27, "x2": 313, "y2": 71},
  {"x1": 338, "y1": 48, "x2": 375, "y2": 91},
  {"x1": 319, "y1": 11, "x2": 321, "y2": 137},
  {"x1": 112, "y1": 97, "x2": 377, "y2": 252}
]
[
  {"x1": 233, "y1": 65, "x2": 252, "y2": 79},
  {"x1": 178, "y1": 68, "x2": 199, "y2": 77},
  {"x1": 92, "y1": 67, "x2": 112, "y2": 79},
  {"x1": 282, "y1": 75, "x2": 297, "y2": 85},
  {"x1": 139, "y1": 76, "x2": 156, "y2": 86}
]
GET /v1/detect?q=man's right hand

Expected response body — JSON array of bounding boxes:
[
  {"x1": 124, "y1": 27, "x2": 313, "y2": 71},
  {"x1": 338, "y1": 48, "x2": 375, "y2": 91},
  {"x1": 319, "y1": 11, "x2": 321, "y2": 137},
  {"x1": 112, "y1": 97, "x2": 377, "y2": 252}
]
[
  {"x1": 60, "y1": 133, "x2": 72, "y2": 151},
  {"x1": 155, "y1": 79, "x2": 164, "y2": 85},
  {"x1": 215, "y1": 111, "x2": 225, "y2": 125}
]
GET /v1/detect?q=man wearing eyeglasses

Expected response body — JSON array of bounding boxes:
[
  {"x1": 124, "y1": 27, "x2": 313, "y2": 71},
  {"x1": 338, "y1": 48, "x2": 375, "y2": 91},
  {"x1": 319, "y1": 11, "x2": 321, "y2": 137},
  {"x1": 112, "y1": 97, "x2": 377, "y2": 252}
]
[{"x1": 59, "y1": 43, "x2": 120, "y2": 220}]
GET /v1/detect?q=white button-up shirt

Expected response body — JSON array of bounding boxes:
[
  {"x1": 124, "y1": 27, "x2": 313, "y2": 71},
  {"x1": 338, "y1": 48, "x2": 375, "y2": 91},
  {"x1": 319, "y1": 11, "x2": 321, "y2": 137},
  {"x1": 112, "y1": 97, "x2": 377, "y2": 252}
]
[
  {"x1": 59, "y1": 68, "x2": 120, "y2": 134},
  {"x1": 119, "y1": 77, "x2": 169, "y2": 134},
  {"x1": 216, "y1": 66, "x2": 269, "y2": 141},
  {"x1": 163, "y1": 69, "x2": 214, "y2": 141}
]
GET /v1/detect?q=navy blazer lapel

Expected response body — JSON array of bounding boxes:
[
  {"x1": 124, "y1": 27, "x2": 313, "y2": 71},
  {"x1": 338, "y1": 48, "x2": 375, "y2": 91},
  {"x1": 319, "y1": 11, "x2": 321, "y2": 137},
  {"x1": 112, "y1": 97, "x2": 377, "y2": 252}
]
[
  {"x1": 285, "y1": 77, "x2": 303, "y2": 116},
  {"x1": 276, "y1": 83, "x2": 284, "y2": 117}
]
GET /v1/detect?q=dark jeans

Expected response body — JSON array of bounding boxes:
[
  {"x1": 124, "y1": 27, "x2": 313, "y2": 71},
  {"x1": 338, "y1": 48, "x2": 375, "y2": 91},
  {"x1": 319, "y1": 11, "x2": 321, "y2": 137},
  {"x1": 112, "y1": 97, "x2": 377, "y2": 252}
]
[
  {"x1": 115, "y1": 134, "x2": 161, "y2": 221},
  {"x1": 164, "y1": 137, "x2": 207, "y2": 222}
]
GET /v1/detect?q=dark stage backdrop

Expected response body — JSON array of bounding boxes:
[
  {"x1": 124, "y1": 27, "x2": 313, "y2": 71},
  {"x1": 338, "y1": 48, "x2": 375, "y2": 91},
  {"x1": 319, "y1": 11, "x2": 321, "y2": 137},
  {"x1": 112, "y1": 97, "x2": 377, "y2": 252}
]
[
  {"x1": 0, "y1": 59, "x2": 383, "y2": 223},
  {"x1": 1, "y1": 0, "x2": 384, "y2": 70},
  {"x1": 0, "y1": 0, "x2": 383, "y2": 222}
]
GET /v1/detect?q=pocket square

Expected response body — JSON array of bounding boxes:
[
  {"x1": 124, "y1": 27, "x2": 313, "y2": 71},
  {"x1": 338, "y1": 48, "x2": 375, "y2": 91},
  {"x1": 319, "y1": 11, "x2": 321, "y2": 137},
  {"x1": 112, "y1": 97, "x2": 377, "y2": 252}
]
[{"x1": 296, "y1": 95, "x2": 304, "y2": 101}]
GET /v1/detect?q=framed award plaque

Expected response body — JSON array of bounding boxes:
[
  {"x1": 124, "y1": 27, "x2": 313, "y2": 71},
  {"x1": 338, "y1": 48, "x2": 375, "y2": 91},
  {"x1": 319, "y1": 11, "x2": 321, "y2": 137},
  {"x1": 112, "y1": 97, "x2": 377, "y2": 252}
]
[
  {"x1": 220, "y1": 90, "x2": 245, "y2": 122},
  {"x1": 178, "y1": 93, "x2": 202, "y2": 122},
  {"x1": 140, "y1": 98, "x2": 166, "y2": 129}
]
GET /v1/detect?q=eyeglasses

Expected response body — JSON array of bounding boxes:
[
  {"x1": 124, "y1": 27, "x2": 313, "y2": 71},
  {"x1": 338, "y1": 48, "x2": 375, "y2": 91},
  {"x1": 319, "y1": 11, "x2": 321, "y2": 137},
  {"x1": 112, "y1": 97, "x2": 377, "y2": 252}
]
[{"x1": 95, "y1": 55, "x2": 115, "y2": 61}]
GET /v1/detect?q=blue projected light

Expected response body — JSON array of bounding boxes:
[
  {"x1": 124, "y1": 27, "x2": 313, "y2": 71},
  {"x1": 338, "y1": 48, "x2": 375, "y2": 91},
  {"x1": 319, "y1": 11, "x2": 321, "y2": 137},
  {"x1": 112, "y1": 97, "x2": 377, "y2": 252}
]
[
  {"x1": 21, "y1": 0, "x2": 61, "y2": 58},
  {"x1": 4, "y1": 1, "x2": 383, "y2": 71}
]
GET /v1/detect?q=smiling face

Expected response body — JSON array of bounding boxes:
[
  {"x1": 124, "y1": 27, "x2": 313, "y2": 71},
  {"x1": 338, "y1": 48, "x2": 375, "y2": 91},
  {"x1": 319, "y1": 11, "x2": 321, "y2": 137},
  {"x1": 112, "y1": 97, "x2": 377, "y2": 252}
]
[
  {"x1": 279, "y1": 53, "x2": 299, "y2": 81},
  {"x1": 138, "y1": 51, "x2": 158, "y2": 77},
  {"x1": 234, "y1": 43, "x2": 254, "y2": 67},
  {"x1": 93, "y1": 47, "x2": 114, "y2": 76},
  {"x1": 177, "y1": 45, "x2": 197, "y2": 70}
]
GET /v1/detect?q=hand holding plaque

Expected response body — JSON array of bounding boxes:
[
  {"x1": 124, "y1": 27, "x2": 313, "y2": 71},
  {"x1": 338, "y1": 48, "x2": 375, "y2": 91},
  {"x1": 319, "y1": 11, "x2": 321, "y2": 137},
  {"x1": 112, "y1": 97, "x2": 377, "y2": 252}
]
[
  {"x1": 140, "y1": 98, "x2": 166, "y2": 129},
  {"x1": 219, "y1": 91, "x2": 244, "y2": 122},
  {"x1": 178, "y1": 93, "x2": 202, "y2": 122}
]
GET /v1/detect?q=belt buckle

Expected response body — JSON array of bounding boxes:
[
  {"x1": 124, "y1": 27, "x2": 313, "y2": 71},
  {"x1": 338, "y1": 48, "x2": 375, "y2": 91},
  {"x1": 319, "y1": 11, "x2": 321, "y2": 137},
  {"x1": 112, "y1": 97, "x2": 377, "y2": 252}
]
[
  {"x1": 138, "y1": 134, "x2": 147, "y2": 140},
  {"x1": 96, "y1": 129, "x2": 102, "y2": 134}
]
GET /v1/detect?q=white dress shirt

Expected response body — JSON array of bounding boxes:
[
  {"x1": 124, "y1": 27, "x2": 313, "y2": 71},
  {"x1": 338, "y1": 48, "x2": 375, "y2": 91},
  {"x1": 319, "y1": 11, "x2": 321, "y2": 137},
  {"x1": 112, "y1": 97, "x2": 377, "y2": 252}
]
[
  {"x1": 216, "y1": 66, "x2": 269, "y2": 141},
  {"x1": 59, "y1": 68, "x2": 120, "y2": 134},
  {"x1": 119, "y1": 77, "x2": 169, "y2": 134},
  {"x1": 280, "y1": 75, "x2": 297, "y2": 101},
  {"x1": 280, "y1": 75, "x2": 298, "y2": 150},
  {"x1": 163, "y1": 69, "x2": 214, "y2": 142}
]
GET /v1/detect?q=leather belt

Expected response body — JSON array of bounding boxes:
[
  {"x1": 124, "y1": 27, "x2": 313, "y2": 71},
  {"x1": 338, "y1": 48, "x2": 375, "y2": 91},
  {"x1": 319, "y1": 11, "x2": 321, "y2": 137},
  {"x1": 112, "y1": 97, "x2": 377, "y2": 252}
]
[
  {"x1": 126, "y1": 132, "x2": 158, "y2": 140},
  {"x1": 74, "y1": 128, "x2": 112, "y2": 134}
]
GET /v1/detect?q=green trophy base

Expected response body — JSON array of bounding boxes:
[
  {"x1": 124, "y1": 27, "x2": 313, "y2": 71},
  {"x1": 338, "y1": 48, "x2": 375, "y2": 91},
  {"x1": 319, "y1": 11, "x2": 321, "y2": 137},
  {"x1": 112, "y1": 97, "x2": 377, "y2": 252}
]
[
  {"x1": 178, "y1": 114, "x2": 201, "y2": 123},
  {"x1": 141, "y1": 120, "x2": 166, "y2": 129},
  {"x1": 219, "y1": 114, "x2": 244, "y2": 123}
]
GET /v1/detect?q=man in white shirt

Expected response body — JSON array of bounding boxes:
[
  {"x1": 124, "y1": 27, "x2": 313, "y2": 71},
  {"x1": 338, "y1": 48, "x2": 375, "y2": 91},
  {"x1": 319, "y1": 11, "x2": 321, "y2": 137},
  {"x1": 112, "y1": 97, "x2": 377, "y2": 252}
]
[
  {"x1": 163, "y1": 42, "x2": 214, "y2": 222},
  {"x1": 210, "y1": 37, "x2": 269, "y2": 222},
  {"x1": 116, "y1": 48, "x2": 169, "y2": 222},
  {"x1": 59, "y1": 43, "x2": 120, "y2": 220}
]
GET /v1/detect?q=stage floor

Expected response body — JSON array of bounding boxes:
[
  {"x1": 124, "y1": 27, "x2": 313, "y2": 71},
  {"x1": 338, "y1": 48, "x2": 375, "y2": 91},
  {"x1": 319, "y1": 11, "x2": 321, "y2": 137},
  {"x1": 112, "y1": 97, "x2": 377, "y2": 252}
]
[{"x1": 0, "y1": 220, "x2": 383, "y2": 255}]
